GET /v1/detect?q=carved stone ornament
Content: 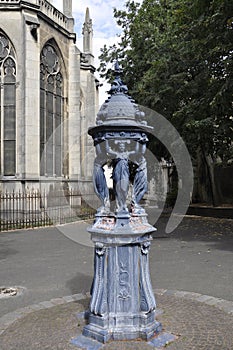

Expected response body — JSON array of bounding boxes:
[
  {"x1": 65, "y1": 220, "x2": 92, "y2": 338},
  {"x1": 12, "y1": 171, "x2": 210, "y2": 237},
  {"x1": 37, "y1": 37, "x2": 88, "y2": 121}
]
[
  {"x1": 3, "y1": 57, "x2": 16, "y2": 76},
  {"x1": 0, "y1": 33, "x2": 16, "y2": 77},
  {"x1": 80, "y1": 52, "x2": 89, "y2": 64},
  {"x1": 0, "y1": 35, "x2": 9, "y2": 61},
  {"x1": 41, "y1": 45, "x2": 60, "y2": 75}
]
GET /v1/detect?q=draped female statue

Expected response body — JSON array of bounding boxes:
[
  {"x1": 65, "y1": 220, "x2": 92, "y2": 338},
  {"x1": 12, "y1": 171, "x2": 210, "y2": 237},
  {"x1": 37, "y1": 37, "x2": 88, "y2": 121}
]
[{"x1": 106, "y1": 135, "x2": 148, "y2": 215}]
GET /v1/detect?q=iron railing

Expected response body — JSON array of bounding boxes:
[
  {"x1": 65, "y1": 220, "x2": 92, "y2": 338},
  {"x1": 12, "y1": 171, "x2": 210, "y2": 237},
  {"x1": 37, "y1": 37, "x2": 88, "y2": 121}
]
[{"x1": 0, "y1": 189, "x2": 96, "y2": 232}]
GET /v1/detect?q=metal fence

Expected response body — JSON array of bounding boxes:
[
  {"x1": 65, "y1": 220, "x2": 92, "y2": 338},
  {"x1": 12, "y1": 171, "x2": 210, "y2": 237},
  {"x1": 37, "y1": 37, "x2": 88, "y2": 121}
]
[{"x1": 0, "y1": 189, "x2": 96, "y2": 232}]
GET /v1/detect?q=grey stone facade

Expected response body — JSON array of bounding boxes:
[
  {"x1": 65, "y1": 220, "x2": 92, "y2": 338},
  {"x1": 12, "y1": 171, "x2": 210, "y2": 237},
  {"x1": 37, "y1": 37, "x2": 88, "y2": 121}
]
[{"x1": 0, "y1": 0, "x2": 98, "y2": 194}]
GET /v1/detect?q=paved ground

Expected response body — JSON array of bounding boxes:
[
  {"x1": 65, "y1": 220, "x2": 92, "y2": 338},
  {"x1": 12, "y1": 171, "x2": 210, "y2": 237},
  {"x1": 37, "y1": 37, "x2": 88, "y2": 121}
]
[
  {"x1": 0, "y1": 212, "x2": 233, "y2": 349},
  {"x1": 0, "y1": 290, "x2": 233, "y2": 349}
]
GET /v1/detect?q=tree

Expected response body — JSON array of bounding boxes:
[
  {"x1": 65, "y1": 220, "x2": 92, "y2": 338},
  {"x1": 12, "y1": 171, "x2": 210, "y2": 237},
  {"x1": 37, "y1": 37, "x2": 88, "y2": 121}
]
[{"x1": 98, "y1": 0, "x2": 233, "y2": 205}]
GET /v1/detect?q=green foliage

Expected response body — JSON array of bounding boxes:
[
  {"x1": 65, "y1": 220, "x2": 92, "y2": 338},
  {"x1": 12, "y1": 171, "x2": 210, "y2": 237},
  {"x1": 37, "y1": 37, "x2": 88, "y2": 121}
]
[{"x1": 98, "y1": 0, "x2": 233, "y2": 165}]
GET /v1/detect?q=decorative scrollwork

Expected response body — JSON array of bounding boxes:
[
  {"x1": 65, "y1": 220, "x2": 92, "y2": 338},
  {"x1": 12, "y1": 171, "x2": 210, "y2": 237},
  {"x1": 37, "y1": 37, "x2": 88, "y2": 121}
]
[
  {"x1": 90, "y1": 242, "x2": 107, "y2": 316},
  {"x1": 118, "y1": 261, "x2": 131, "y2": 302},
  {"x1": 141, "y1": 241, "x2": 151, "y2": 255},
  {"x1": 95, "y1": 242, "x2": 106, "y2": 256},
  {"x1": 118, "y1": 288, "x2": 131, "y2": 300}
]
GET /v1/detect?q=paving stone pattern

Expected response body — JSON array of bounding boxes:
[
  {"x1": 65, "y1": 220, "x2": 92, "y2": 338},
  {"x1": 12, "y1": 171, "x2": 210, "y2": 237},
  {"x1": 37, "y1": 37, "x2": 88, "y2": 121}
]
[
  {"x1": 0, "y1": 291, "x2": 232, "y2": 350},
  {"x1": 156, "y1": 294, "x2": 233, "y2": 350}
]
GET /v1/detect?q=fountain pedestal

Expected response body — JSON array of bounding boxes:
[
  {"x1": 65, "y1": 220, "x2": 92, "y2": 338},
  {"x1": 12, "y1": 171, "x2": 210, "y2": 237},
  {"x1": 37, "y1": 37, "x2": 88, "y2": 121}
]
[{"x1": 82, "y1": 214, "x2": 162, "y2": 343}]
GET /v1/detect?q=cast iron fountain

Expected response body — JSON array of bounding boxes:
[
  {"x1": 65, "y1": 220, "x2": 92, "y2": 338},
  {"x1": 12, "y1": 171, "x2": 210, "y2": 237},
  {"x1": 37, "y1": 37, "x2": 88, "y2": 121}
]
[{"x1": 72, "y1": 62, "x2": 177, "y2": 348}]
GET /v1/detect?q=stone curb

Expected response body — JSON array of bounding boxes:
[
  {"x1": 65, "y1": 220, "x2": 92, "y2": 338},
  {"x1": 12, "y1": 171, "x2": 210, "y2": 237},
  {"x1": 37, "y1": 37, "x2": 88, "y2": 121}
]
[
  {"x1": 154, "y1": 289, "x2": 233, "y2": 315},
  {"x1": 0, "y1": 289, "x2": 232, "y2": 336}
]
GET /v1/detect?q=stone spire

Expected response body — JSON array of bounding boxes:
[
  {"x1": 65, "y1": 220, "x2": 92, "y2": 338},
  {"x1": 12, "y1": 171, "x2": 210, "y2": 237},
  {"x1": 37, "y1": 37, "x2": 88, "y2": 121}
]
[
  {"x1": 63, "y1": 0, "x2": 72, "y2": 18},
  {"x1": 82, "y1": 7, "x2": 93, "y2": 54}
]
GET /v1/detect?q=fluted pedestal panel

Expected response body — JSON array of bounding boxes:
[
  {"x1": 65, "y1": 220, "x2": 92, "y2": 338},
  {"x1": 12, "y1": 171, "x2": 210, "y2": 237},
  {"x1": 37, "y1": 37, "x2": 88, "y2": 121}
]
[{"x1": 82, "y1": 215, "x2": 162, "y2": 343}]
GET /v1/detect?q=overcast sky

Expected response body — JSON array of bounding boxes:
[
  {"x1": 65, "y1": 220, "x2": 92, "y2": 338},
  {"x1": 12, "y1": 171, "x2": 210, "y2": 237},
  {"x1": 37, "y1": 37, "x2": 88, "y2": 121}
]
[{"x1": 53, "y1": 0, "x2": 143, "y2": 104}]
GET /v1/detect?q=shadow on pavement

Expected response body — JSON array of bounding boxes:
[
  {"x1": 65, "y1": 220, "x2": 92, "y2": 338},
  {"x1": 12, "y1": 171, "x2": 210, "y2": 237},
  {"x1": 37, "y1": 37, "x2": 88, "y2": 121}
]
[
  {"x1": 151, "y1": 213, "x2": 233, "y2": 252},
  {"x1": 66, "y1": 272, "x2": 93, "y2": 295}
]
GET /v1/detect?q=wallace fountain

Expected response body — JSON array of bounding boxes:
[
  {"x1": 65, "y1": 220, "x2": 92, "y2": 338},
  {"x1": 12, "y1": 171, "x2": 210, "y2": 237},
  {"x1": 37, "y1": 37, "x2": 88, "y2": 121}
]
[{"x1": 72, "y1": 62, "x2": 176, "y2": 349}]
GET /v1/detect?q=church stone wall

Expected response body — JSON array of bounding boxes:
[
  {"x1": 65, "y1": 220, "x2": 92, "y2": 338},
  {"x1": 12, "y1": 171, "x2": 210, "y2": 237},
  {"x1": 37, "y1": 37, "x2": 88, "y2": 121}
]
[
  {"x1": 0, "y1": 1, "x2": 99, "y2": 200},
  {"x1": 1, "y1": 10, "x2": 27, "y2": 192}
]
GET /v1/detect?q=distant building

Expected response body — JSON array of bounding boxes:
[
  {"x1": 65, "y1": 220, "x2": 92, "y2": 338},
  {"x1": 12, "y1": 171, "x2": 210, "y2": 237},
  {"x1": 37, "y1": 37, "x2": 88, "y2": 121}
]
[{"x1": 0, "y1": 0, "x2": 99, "y2": 194}]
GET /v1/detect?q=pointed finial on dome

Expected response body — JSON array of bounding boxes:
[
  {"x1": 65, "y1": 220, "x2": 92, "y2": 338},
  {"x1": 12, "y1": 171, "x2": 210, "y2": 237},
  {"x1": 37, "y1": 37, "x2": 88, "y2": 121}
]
[
  {"x1": 113, "y1": 60, "x2": 123, "y2": 75},
  {"x1": 109, "y1": 60, "x2": 128, "y2": 95}
]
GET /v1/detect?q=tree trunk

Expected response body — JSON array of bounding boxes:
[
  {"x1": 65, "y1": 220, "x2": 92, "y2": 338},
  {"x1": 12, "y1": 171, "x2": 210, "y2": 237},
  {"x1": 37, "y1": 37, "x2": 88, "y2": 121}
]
[
  {"x1": 193, "y1": 147, "x2": 211, "y2": 204},
  {"x1": 202, "y1": 149, "x2": 221, "y2": 207}
]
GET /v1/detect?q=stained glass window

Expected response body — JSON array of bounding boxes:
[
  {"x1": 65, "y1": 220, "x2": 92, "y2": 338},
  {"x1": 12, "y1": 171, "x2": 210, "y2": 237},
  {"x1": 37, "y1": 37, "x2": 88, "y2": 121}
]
[
  {"x1": 0, "y1": 33, "x2": 16, "y2": 176},
  {"x1": 40, "y1": 43, "x2": 64, "y2": 176}
]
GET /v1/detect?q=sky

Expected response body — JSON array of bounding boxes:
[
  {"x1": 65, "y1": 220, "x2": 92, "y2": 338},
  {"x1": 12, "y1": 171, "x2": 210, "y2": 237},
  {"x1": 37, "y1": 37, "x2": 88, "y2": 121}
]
[{"x1": 52, "y1": 0, "x2": 143, "y2": 105}]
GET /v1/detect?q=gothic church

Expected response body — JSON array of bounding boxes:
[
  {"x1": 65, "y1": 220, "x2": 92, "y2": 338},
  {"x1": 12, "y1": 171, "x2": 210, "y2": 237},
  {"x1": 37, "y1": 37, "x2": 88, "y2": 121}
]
[{"x1": 0, "y1": 0, "x2": 98, "y2": 194}]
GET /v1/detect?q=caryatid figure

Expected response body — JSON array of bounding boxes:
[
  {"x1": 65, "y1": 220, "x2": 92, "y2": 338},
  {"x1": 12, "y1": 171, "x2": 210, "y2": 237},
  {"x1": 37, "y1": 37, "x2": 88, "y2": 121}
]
[
  {"x1": 93, "y1": 136, "x2": 110, "y2": 214},
  {"x1": 106, "y1": 138, "x2": 147, "y2": 214},
  {"x1": 131, "y1": 133, "x2": 148, "y2": 214}
]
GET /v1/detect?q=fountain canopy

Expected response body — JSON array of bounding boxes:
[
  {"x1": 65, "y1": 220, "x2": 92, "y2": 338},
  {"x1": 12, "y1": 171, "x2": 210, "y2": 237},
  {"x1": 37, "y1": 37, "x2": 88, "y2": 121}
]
[{"x1": 88, "y1": 61, "x2": 153, "y2": 137}]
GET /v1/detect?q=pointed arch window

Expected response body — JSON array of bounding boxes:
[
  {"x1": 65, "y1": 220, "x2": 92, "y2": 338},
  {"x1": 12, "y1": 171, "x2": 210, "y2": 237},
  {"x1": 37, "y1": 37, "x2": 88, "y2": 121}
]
[
  {"x1": 0, "y1": 33, "x2": 17, "y2": 176},
  {"x1": 40, "y1": 44, "x2": 64, "y2": 177}
]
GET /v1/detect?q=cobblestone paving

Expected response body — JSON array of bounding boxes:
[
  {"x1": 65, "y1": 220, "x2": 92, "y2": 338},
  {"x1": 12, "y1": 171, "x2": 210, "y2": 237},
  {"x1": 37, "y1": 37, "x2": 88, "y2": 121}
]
[
  {"x1": 156, "y1": 294, "x2": 233, "y2": 350},
  {"x1": 1, "y1": 292, "x2": 232, "y2": 350}
]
